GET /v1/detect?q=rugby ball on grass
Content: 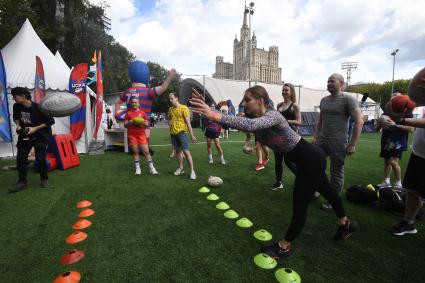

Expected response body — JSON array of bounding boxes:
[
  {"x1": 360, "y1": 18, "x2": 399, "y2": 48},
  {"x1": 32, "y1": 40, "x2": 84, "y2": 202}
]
[
  {"x1": 207, "y1": 176, "x2": 223, "y2": 187},
  {"x1": 39, "y1": 92, "x2": 81, "y2": 117},
  {"x1": 242, "y1": 145, "x2": 255, "y2": 154}
]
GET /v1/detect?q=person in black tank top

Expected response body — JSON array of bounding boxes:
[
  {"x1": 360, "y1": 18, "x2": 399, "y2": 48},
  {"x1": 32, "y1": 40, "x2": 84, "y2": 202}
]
[{"x1": 272, "y1": 83, "x2": 302, "y2": 190}]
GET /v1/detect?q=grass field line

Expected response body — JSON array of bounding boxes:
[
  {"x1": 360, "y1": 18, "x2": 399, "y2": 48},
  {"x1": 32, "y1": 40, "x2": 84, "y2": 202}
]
[{"x1": 149, "y1": 137, "x2": 381, "y2": 147}]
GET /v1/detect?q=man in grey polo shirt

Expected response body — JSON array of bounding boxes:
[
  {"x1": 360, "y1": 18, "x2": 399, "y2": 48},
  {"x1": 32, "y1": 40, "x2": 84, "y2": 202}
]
[{"x1": 313, "y1": 73, "x2": 364, "y2": 209}]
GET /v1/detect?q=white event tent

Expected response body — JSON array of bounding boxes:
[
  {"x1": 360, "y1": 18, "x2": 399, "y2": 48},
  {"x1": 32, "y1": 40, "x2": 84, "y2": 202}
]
[{"x1": 0, "y1": 19, "x2": 105, "y2": 157}]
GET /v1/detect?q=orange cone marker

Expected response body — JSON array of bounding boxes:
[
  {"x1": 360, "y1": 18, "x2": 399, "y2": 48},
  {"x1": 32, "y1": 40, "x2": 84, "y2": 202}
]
[
  {"x1": 52, "y1": 271, "x2": 81, "y2": 283},
  {"x1": 65, "y1": 231, "x2": 88, "y2": 244},
  {"x1": 76, "y1": 200, "x2": 92, "y2": 208},
  {"x1": 78, "y1": 208, "x2": 95, "y2": 218},
  {"x1": 60, "y1": 249, "x2": 85, "y2": 265},
  {"x1": 72, "y1": 219, "x2": 92, "y2": 230}
]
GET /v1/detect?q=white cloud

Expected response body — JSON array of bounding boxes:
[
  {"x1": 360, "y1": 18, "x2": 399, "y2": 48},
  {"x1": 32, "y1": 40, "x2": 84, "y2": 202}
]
[{"x1": 95, "y1": 0, "x2": 425, "y2": 88}]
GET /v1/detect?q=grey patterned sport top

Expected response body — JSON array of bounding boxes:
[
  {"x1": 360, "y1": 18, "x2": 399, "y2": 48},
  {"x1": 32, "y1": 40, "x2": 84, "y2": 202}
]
[{"x1": 220, "y1": 109, "x2": 301, "y2": 154}]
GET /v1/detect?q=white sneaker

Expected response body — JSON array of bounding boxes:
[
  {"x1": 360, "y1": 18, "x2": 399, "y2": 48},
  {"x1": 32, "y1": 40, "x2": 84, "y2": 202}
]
[
  {"x1": 150, "y1": 167, "x2": 158, "y2": 175},
  {"x1": 378, "y1": 182, "x2": 391, "y2": 188},
  {"x1": 190, "y1": 171, "x2": 197, "y2": 180},
  {"x1": 220, "y1": 158, "x2": 226, "y2": 165},
  {"x1": 393, "y1": 183, "x2": 403, "y2": 189},
  {"x1": 208, "y1": 158, "x2": 213, "y2": 164},
  {"x1": 314, "y1": 191, "x2": 320, "y2": 198},
  {"x1": 135, "y1": 167, "x2": 141, "y2": 175},
  {"x1": 169, "y1": 152, "x2": 175, "y2": 158},
  {"x1": 174, "y1": 168, "x2": 184, "y2": 176}
]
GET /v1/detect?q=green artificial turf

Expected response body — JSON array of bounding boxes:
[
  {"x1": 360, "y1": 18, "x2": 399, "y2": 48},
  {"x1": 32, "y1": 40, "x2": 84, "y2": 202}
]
[{"x1": 0, "y1": 130, "x2": 424, "y2": 282}]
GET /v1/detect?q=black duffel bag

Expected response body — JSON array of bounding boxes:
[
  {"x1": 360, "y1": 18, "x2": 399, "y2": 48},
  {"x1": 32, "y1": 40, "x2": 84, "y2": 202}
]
[
  {"x1": 346, "y1": 185, "x2": 378, "y2": 205},
  {"x1": 378, "y1": 187, "x2": 425, "y2": 220}
]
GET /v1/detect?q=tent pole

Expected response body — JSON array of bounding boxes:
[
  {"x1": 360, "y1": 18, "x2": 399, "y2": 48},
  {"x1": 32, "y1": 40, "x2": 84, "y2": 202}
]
[{"x1": 10, "y1": 140, "x2": 15, "y2": 157}]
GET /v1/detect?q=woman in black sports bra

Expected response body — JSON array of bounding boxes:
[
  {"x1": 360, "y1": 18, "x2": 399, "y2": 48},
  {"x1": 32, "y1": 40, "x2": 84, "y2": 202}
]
[{"x1": 272, "y1": 83, "x2": 302, "y2": 190}]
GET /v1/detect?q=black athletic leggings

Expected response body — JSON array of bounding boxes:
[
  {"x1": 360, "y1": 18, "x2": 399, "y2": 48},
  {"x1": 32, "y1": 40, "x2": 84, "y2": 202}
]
[
  {"x1": 283, "y1": 138, "x2": 346, "y2": 242},
  {"x1": 17, "y1": 138, "x2": 48, "y2": 183},
  {"x1": 274, "y1": 151, "x2": 298, "y2": 182}
]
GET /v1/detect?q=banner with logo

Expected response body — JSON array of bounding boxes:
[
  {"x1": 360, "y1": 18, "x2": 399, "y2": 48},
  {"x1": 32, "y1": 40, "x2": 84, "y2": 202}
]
[
  {"x1": 34, "y1": 56, "x2": 46, "y2": 103},
  {"x1": 69, "y1": 63, "x2": 88, "y2": 140},
  {"x1": 93, "y1": 50, "x2": 103, "y2": 140}
]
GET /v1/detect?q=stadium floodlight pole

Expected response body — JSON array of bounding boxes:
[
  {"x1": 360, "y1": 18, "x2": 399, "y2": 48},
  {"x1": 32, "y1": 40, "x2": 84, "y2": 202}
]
[
  {"x1": 390, "y1": 48, "x2": 399, "y2": 95},
  {"x1": 246, "y1": 2, "x2": 254, "y2": 88},
  {"x1": 341, "y1": 62, "x2": 358, "y2": 89}
]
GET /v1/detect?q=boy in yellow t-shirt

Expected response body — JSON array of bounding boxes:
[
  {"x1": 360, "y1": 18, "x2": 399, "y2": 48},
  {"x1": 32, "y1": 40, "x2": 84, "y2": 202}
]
[{"x1": 168, "y1": 93, "x2": 197, "y2": 179}]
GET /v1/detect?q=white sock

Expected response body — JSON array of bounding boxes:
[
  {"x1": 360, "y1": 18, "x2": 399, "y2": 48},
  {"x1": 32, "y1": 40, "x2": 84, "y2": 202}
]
[
  {"x1": 208, "y1": 154, "x2": 212, "y2": 160},
  {"x1": 147, "y1": 160, "x2": 154, "y2": 169},
  {"x1": 384, "y1": 177, "x2": 390, "y2": 184},
  {"x1": 395, "y1": 180, "x2": 402, "y2": 186},
  {"x1": 220, "y1": 155, "x2": 224, "y2": 160},
  {"x1": 134, "y1": 160, "x2": 140, "y2": 168}
]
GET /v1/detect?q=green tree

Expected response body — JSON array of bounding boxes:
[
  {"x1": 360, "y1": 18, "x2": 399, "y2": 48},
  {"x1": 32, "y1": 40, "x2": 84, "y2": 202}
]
[
  {"x1": 0, "y1": 0, "x2": 134, "y2": 94},
  {"x1": 347, "y1": 79, "x2": 410, "y2": 108}
]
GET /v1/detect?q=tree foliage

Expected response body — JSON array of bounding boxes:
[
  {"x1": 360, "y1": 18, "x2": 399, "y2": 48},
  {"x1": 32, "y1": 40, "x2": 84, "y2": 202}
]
[
  {"x1": 148, "y1": 61, "x2": 182, "y2": 113},
  {"x1": 347, "y1": 79, "x2": 410, "y2": 108},
  {"x1": 0, "y1": 0, "x2": 181, "y2": 100}
]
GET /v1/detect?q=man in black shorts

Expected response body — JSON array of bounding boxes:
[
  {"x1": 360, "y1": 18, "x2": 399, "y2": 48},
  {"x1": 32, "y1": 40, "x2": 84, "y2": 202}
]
[{"x1": 379, "y1": 68, "x2": 425, "y2": 236}]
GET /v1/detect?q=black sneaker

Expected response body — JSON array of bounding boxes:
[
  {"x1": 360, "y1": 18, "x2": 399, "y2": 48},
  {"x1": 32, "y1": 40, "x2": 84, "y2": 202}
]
[
  {"x1": 8, "y1": 181, "x2": 27, "y2": 193},
  {"x1": 334, "y1": 219, "x2": 358, "y2": 240},
  {"x1": 40, "y1": 179, "x2": 49, "y2": 188},
  {"x1": 260, "y1": 242, "x2": 292, "y2": 259},
  {"x1": 391, "y1": 221, "x2": 418, "y2": 236},
  {"x1": 271, "y1": 181, "x2": 283, "y2": 191}
]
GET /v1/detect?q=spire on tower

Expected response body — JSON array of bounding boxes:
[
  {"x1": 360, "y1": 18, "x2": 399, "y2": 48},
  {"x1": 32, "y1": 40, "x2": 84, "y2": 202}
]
[{"x1": 243, "y1": 2, "x2": 248, "y2": 27}]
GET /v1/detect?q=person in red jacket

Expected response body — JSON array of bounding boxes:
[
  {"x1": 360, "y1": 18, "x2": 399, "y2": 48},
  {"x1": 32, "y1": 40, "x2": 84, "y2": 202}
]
[{"x1": 124, "y1": 97, "x2": 158, "y2": 175}]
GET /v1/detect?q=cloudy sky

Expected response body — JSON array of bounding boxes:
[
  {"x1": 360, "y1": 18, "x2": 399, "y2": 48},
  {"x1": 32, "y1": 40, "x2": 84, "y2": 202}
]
[{"x1": 91, "y1": 0, "x2": 425, "y2": 89}]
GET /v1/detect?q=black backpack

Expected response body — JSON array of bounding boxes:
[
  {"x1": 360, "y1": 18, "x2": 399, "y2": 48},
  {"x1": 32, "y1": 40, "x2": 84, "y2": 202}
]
[{"x1": 346, "y1": 185, "x2": 379, "y2": 205}]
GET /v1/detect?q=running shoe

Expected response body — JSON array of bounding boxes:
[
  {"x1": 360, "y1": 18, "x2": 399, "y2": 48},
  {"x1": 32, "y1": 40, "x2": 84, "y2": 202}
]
[
  {"x1": 334, "y1": 219, "x2": 358, "y2": 240},
  {"x1": 320, "y1": 203, "x2": 333, "y2": 210},
  {"x1": 40, "y1": 179, "x2": 49, "y2": 188},
  {"x1": 8, "y1": 181, "x2": 27, "y2": 193},
  {"x1": 174, "y1": 168, "x2": 184, "y2": 176},
  {"x1": 190, "y1": 171, "x2": 197, "y2": 180},
  {"x1": 255, "y1": 163, "x2": 265, "y2": 171},
  {"x1": 135, "y1": 167, "x2": 141, "y2": 175},
  {"x1": 150, "y1": 167, "x2": 158, "y2": 175},
  {"x1": 220, "y1": 157, "x2": 226, "y2": 165},
  {"x1": 377, "y1": 181, "x2": 391, "y2": 188},
  {"x1": 260, "y1": 242, "x2": 292, "y2": 259},
  {"x1": 391, "y1": 221, "x2": 417, "y2": 236},
  {"x1": 393, "y1": 183, "x2": 403, "y2": 190},
  {"x1": 262, "y1": 156, "x2": 270, "y2": 166},
  {"x1": 271, "y1": 181, "x2": 283, "y2": 190}
]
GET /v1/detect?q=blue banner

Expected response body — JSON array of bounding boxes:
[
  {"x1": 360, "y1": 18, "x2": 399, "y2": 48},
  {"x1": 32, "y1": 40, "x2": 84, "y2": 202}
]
[{"x1": 0, "y1": 51, "x2": 12, "y2": 142}]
